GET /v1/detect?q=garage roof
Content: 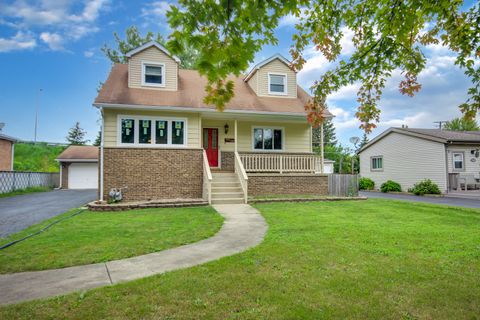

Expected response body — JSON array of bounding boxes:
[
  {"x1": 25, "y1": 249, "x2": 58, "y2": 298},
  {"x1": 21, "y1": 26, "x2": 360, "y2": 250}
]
[{"x1": 57, "y1": 146, "x2": 98, "y2": 162}]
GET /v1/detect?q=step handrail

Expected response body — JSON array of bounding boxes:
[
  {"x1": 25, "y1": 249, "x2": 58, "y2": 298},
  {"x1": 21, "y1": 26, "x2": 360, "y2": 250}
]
[
  {"x1": 202, "y1": 150, "x2": 213, "y2": 204},
  {"x1": 234, "y1": 151, "x2": 248, "y2": 203}
]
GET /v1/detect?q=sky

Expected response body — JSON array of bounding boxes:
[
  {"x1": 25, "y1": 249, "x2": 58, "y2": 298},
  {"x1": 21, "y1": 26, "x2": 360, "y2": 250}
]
[{"x1": 0, "y1": 0, "x2": 477, "y2": 148}]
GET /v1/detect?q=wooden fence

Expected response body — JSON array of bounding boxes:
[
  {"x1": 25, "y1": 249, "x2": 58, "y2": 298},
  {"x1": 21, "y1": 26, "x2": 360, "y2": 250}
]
[
  {"x1": 328, "y1": 174, "x2": 359, "y2": 197},
  {"x1": 0, "y1": 171, "x2": 60, "y2": 194}
]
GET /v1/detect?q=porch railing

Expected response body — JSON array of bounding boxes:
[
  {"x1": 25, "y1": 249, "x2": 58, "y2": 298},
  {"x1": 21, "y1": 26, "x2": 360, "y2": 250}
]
[
  {"x1": 239, "y1": 153, "x2": 323, "y2": 174},
  {"x1": 202, "y1": 150, "x2": 213, "y2": 204},
  {"x1": 234, "y1": 151, "x2": 248, "y2": 203}
]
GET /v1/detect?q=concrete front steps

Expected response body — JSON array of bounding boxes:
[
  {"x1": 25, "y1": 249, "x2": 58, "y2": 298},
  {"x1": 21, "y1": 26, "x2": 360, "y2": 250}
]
[{"x1": 211, "y1": 172, "x2": 245, "y2": 205}]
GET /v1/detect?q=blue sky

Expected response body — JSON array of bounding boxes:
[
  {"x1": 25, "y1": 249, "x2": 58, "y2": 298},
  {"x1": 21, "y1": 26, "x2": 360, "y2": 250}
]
[{"x1": 0, "y1": 0, "x2": 476, "y2": 148}]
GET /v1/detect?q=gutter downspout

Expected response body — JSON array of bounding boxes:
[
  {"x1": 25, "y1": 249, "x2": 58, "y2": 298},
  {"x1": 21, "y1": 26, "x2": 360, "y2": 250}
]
[
  {"x1": 10, "y1": 143, "x2": 14, "y2": 171},
  {"x1": 320, "y1": 122, "x2": 324, "y2": 173},
  {"x1": 100, "y1": 108, "x2": 105, "y2": 201},
  {"x1": 444, "y1": 143, "x2": 450, "y2": 194},
  {"x1": 58, "y1": 162, "x2": 63, "y2": 189}
]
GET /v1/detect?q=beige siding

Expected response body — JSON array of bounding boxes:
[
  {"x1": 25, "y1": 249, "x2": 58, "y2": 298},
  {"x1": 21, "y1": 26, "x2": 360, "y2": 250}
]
[
  {"x1": 128, "y1": 46, "x2": 178, "y2": 91},
  {"x1": 247, "y1": 72, "x2": 258, "y2": 94},
  {"x1": 446, "y1": 145, "x2": 480, "y2": 175},
  {"x1": 202, "y1": 119, "x2": 236, "y2": 152},
  {"x1": 359, "y1": 132, "x2": 448, "y2": 192},
  {"x1": 255, "y1": 59, "x2": 297, "y2": 98},
  {"x1": 103, "y1": 109, "x2": 200, "y2": 148}
]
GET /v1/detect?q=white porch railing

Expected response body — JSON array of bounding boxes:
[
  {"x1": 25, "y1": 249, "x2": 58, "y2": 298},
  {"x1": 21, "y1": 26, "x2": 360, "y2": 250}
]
[
  {"x1": 234, "y1": 151, "x2": 248, "y2": 203},
  {"x1": 239, "y1": 153, "x2": 324, "y2": 174},
  {"x1": 202, "y1": 150, "x2": 213, "y2": 204}
]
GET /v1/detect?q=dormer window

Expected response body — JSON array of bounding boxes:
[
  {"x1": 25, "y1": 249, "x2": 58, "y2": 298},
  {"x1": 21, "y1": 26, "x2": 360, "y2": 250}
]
[
  {"x1": 142, "y1": 61, "x2": 165, "y2": 87},
  {"x1": 268, "y1": 73, "x2": 287, "y2": 95}
]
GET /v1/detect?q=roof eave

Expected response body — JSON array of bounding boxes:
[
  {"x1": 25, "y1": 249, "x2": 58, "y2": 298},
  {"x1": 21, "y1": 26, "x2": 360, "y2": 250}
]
[{"x1": 125, "y1": 41, "x2": 181, "y2": 63}]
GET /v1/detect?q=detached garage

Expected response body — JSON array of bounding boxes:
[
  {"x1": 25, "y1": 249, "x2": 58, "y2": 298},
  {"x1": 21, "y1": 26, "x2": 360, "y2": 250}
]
[{"x1": 57, "y1": 146, "x2": 98, "y2": 189}]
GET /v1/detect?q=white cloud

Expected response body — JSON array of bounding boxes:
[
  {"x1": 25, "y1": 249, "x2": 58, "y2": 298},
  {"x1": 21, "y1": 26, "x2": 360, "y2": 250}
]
[
  {"x1": 0, "y1": 31, "x2": 36, "y2": 52},
  {"x1": 0, "y1": 0, "x2": 108, "y2": 52},
  {"x1": 84, "y1": 49, "x2": 94, "y2": 58},
  {"x1": 278, "y1": 8, "x2": 307, "y2": 28},
  {"x1": 40, "y1": 32, "x2": 63, "y2": 50},
  {"x1": 142, "y1": 1, "x2": 171, "y2": 18}
]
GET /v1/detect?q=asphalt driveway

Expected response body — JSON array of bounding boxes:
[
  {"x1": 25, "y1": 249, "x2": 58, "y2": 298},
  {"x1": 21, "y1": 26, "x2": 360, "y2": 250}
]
[
  {"x1": 0, "y1": 189, "x2": 97, "y2": 238},
  {"x1": 361, "y1": 191, "x2": 480, "y2": 209}
]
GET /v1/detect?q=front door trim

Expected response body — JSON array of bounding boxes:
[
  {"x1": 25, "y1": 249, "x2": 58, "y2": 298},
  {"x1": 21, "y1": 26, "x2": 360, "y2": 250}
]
[{"x1": 203, "y1": 127, "x2": 220, "y2": 168}]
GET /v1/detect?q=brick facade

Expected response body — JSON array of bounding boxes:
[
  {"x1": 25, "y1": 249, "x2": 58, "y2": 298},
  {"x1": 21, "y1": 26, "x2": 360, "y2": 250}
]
[
  {"x1": 221, "y1": 151, "x2": 234, "y2": 171},
  {"x1": 103, "y1": 148, "x2": 203, "y2": 201},
  {"x1": 248, "y1": 174, "x2": 328, "y2": 196},
  {"x1": 60, "y1": 163, "x2": 70, "y2": 189},
  {"x1": 0, "y1": 139, "x2": 13, "y2": 171}
]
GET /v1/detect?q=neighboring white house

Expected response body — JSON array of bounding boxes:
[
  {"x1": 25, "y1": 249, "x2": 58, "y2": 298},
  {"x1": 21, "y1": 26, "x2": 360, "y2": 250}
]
[{"x1": 358, "y1": 128, "x2": 480, "y2": 193}]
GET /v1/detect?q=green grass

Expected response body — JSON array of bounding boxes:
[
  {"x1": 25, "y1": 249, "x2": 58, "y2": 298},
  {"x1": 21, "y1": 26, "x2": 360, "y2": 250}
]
[
  {"x1": 0, "y1": 186, "x2": 52, "y2": 198},
  {"x1": 1, "y1": 199, "x2": 479, "y2": 319},
  {"x1": 0, "y1": 206, "x2": 223, "y2": 274},
  {"x1": 13, "y1": 142, "x2": 66, "y2": 172}
]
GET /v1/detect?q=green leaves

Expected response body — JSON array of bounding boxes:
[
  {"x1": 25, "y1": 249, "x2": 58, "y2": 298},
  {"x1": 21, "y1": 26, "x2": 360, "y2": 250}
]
[{"x1": 166, "y1": 0, "x2": 479, "y2": 132}]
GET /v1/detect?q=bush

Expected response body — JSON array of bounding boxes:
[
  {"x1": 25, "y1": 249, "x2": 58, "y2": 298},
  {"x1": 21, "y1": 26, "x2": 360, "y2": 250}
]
[
  {"x1": 408, "y1": 179, "x2": 441, "y2": 196},
  {"x1": 380, "y1": 180, "x2": 402, "y2": 193},
  {"x1": 359, "y1": 177, "x2": 375, "y2": 190}
]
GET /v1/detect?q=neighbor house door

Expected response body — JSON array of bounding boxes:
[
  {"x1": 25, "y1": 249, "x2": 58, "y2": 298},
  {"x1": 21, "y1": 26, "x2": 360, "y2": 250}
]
[{"x1": 203, "y1": 128, "x2": 219, "y2": 167}]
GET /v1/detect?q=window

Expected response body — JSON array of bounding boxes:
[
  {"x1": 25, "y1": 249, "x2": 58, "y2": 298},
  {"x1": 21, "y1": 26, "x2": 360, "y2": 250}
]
[
  {"x1": 118, "y1": 116, "x2": 186, "y2": 147},
  {"x1": 453, "y1": 152, "x2": 464, "y2": 171},
  {"x1": 253, "y1": 128, "x2": 283, "y2": 151},
  {"x1": 121, "y1": 119, "x2": 135, "y2": 144},
  {"x1": 268, "y1": 73, "x2": 286, "y2": 94},
  {"x1": 142, "y1": 62, "x2": 165, "y2": 86},
  {"x1": 371, "y1": 156, "x2": 383, "y2": 171}
]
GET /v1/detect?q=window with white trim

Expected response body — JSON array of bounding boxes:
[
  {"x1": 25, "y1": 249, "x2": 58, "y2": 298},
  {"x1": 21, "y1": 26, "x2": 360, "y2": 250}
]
[
  {"x1": 452, "y1": 152, "x2": 464, "y2": 170},
  {"x1": 119, "y1": 117, "x2": 186, "y2": 146},
  {"x1": 253, "y1": 128, "x2": 283, "y2": 150},
  {"x1": 268, "y1": 74, "x2": 286, "y2": 94},
  {"x1": 142, "y1": 62, "x2": 164, "y2": 86},
  {"x1": 371, "y1": 156, "x2": 383, "y2": 170}
]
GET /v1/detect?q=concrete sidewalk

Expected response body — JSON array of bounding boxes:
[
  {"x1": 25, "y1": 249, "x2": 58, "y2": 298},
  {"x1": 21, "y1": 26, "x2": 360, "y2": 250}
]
[{"x1": 0, "y1": 204, "x2": 267, "y2": 305}]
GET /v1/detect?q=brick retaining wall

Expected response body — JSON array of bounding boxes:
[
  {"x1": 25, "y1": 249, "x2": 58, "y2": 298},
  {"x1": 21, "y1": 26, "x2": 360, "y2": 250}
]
[
  {"x1": 248, "y1": 174, "x2": 328, "y2": 196},
  {"x1": 103, "y1": 148, "x2": 203, "y2": 201}
]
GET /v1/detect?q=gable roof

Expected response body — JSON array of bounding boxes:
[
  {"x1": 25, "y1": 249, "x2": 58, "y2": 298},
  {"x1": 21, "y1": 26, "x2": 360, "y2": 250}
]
[
  {"x1": 244, "y1": 54, "x2": 294, "y2": 82},
  {"x1": 56, "y1": 146, "x2": 98, "y2": 161},
  {"x1": 0, "y1": 133, "x2": 18, "y2": 143},
  {"x1": 358, "y1": 127, "x2": 480, "y2": 153},
  {"x1": 125, "y1": 41, "x2": 181, "y2": 63},
  {"x1": 94, "y1": 64, "x2": 333, "y2": 118}
]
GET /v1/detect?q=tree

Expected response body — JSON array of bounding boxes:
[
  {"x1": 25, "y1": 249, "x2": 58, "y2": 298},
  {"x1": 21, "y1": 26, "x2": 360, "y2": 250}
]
[
  {"x1": 358, "y1": 133, "x2": 369, "y2": 151},
  {"x1": 167, "y1": 1, "x2": 480, "y2": 131},
  {"x1": 312, "y1": 119, "x2": 337, "y2": 147},
  {"x1": 93, "y1": 130, "x2": 102, "y2": 146},
  {"x1": 444, "y1": 117, "x2": 480, "y2": 131},
  {"x1": 102, "y1": 26, "x2": 198, "y2": 69},
  {"x1": 66, "y1": 122, "x2": 88, "y2": 145}
]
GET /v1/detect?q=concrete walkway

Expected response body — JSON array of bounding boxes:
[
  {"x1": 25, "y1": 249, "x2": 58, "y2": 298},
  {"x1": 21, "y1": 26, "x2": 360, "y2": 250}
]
[{"x1": 0, "y1": 204, "x2": 267, "y2": 305}]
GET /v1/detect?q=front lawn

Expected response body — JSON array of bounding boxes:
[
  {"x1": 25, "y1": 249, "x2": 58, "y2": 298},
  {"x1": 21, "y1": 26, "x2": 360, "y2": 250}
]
[
  {"x1": 0, "y1": 206, "x2": 223, "y2": 274},
  {"x1": 1, "y1": 199, "x2": 479, "y2": 319}
]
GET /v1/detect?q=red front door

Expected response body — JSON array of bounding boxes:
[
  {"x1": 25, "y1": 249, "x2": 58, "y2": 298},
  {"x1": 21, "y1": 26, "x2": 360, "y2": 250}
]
[{"x1": 203, "y1": 128, "x2": 219, "y2": 167}]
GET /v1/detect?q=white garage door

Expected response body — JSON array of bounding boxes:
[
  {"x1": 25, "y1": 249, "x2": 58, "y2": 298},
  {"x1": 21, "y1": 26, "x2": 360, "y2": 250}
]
[{"x1": 68, "y1": 163, "x2": 98, "y2": 189}]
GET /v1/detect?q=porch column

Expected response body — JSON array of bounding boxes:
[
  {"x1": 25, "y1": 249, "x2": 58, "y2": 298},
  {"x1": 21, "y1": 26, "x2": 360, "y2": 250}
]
[
  {"x1": 320, "y1": 122, "x2": 324, "y2": 173},
  {"x1": 234, "y1": 119, "x2": 238, "y2": 153}
]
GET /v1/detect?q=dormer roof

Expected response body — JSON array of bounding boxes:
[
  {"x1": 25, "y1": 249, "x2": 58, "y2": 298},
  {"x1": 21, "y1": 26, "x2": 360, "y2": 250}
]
[
  {"x1": 125, "y1": 41, "x2": 181, "y2": 63},
  {"x1": 244, "y1": 54, "x2": 295, "y2": 82}
]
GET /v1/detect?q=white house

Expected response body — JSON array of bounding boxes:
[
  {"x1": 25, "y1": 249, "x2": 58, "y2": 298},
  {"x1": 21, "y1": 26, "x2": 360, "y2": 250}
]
[{"x1": 358, "y1": 128, "x2": 480, "y2": 193}]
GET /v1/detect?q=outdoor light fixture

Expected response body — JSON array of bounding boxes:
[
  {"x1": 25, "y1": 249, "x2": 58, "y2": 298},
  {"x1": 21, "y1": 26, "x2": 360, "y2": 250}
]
[{"x1": 224, "y1": 123, "x2": 229, "y2": 134}]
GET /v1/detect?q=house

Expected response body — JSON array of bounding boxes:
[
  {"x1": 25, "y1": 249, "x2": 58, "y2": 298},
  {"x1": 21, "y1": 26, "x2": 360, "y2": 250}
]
[
  {"x1": 0, "y1": 133, "x2": 17, "y2": 171},
  {"x1": 358, "y1": 127, "x2": 480, "y2": 193},
  {"x1": 94, "y1": 41, "x2": 333, "y2": 204},
  {"x1": 57, "y1": 145, "x2": 98, "y2": 189}
]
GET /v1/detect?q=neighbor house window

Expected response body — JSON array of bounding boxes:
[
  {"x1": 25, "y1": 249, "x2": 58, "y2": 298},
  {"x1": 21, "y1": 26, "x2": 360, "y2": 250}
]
[
  {"x1": 452, "y1": 152, "x2": 464, "y2": 171},
  {"x1": 142, "y1": 62, "x2": 165, "y2": 86},
  {"x1": 268, "y1": 73, "x2": 286, "y2": 94},
  {"x1": 371, "y1": 156, "x2": 383, "y2": 171},
  {"x1": 253, "y1": 128, "x2": 283, "y2": 150},
  {"x1": 118, "y1": 116, "x2": 185, "y2": 146}
]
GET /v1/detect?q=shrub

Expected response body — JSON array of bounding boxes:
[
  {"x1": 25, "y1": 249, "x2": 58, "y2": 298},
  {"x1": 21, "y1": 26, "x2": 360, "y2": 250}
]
[
  {"x1": 359, "y1": 177, "x2": 375, "y2": 190},
  {"x1": 380, "y1": 180, "x2": 402, "y2": 193},
  {"x1": 408, "y1": 179, "x2": 441, "y2": 196}
]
